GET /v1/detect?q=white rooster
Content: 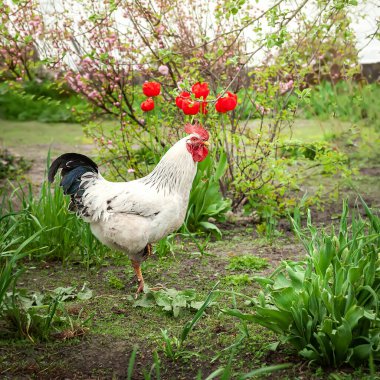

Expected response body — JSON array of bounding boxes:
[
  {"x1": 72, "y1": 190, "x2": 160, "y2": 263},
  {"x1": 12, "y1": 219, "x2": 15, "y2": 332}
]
[{"x1": 48, "y1": 123, "x2": 209, "y2": 297}]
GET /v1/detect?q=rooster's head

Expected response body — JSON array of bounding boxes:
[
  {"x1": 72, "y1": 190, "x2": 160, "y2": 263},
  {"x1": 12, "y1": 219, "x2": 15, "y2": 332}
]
[{"x1": 185, "y1": 123, "x2": 209, "y2": 162}]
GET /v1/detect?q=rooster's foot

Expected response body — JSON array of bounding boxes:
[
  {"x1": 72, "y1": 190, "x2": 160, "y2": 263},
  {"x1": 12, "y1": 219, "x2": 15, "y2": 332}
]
[
  {"x1": 131, "y1": 259, "x2": 145, "y2": 299},
  {"x1": 135, "y1": 280, "x2": 145, "y2": 299}
]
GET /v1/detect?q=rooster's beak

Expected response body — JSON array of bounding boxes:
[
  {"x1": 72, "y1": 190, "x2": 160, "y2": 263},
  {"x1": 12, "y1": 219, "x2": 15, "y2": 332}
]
[{"x1": 203, "y1": 141, "x2": 210, "y2": 146}]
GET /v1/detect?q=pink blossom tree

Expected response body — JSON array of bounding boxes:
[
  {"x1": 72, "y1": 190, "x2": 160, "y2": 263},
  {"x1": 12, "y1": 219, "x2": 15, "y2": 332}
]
[{"x1": 1, "y1": 0, "x2": 359, "y2": 214}]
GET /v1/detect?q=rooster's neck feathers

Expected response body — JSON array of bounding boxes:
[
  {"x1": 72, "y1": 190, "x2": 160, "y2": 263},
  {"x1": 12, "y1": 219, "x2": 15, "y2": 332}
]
[{"x1": 141, "y1": 136, "x2": 196, "y2": 196}]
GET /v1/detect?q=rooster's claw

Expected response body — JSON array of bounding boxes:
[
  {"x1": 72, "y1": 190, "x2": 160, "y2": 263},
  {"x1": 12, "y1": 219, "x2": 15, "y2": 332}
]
[{"x1": 134, "y1": 281, "x2": 144, "y2": 299}]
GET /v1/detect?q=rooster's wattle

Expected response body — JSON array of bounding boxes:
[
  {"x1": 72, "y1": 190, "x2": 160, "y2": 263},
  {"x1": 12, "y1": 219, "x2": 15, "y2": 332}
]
[{"x1": 48, "y1": 123, "x2": 210, "y2": 296}]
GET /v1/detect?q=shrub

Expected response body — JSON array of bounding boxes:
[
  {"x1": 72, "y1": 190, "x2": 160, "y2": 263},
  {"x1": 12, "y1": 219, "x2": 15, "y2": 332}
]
[
  {"x1": 224, "y1": 198, "x2": 380, "y2": 367},
  {"x1": 0, "y1": 149, "x2": 31, "y2": 180},
  {"x1": 301, "y1": 81, "x2": 380, "y2": 130},
  {"x1": 0, "y1": 81, "x2": 90, "y2": 123},
  {"x1": 1, "y1": 0, "x2": 364, "y2": 225}
]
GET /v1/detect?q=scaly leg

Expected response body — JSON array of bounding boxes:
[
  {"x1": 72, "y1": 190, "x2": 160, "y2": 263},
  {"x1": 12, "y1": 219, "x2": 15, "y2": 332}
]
[
  {"x1": 143, "y1": 243, "x2": 153, "y2": 259},
  {"x1": 131, "y1": 260, "x2": 144, "y2": 299}
]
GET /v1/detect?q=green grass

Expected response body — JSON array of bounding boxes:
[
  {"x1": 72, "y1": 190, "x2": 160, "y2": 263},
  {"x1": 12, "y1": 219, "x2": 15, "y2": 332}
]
[
  {"x1": 226, "y1": 255, "x2": 269, "y2": 271},
  {"x1": 0, "y1": 110, "x2": 379, "y2": 377},
  {"x1": 1, "y1": 226, "x2": 377, "y2": 378},
  {"x1": 0, "y1": 118, "x2": 353, "y2": 149},
  {"x1": 246, "y1": 118, "x2": 353, "y2": 142},
  {"x1": 0, "y1": 120, "x2": 91, "y2": 147}
]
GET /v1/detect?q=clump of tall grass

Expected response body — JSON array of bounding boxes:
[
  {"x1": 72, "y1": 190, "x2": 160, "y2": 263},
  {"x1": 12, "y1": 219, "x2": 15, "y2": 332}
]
[
  {"x1": 302, "y1": 81, "x2": 380, "y2": 129},
  {"x1": 0, "y1": 213, "x2": 43, "y2": 312},
  {"x1": 1, "y1": 208, "x2": 93, "y2": 342},
  {"x1": 224, "y1": 197, "x2": 380, "y2": 368},
  {"x1": 2, "y1": 180, "x2": 108, "y2": 265}
]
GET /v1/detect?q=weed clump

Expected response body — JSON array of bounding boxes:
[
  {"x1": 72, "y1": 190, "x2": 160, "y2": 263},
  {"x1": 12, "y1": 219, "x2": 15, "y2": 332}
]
[{"x1": 226, "y1": 255, "x2": 268, "y2": 271}]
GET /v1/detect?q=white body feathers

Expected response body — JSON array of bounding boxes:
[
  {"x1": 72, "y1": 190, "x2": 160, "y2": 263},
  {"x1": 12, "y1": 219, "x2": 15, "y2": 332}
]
[{"x1": 78, "y1": 136, "x2": 197, "y2": 261}]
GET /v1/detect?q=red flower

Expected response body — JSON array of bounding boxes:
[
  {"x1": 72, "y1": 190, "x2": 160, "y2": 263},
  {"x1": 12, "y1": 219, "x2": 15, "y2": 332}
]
[
  {"x1": 182, "y1": 99, "x2": 200, "y2": 115},
  {"x1": 192, "y1": 82, "x2": 210, "y2": 99},
  {"x1": 215, "y1": 92, "x2": 238, "y2": 113},
  {"x1": 215, "y1": 99, "x2": 226, "y2": 113},
  {"x1": 141, "y1": 98, "x2": 155, "y2": 112},
  {"x1": 175, "y1": 91, "x2": 191, "y2": 109},
  {"x1": 142, "y1": 81, "x2": 161, "y2": 97}
]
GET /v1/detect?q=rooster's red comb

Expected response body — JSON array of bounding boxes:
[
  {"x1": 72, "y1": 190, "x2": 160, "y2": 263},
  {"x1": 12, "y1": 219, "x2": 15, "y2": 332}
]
[{"x1": 184, "y1": 123, "x2": 209, "y2": 141}]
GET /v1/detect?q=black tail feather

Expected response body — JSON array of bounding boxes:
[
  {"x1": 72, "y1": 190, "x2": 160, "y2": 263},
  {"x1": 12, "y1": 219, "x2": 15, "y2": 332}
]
[
  {"x1": 48, "y1": 153, "x2": 99, "y2": 216},
  {"x1": 48, "y1": 153, "x2": 98, "y2": 184}
]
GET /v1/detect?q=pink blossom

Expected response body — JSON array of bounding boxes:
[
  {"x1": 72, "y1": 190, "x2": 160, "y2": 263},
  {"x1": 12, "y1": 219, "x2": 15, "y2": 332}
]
[
  {"x1": 255, "y1": 103, "x2": 270, "y2": 115},
  {"x1": 156, "y1": 25, "x2": 165, "y2": 35},
  {"x1": 127, "y1": 168, "x2": 135, "y2": 173},
  {"x1": 279, "y1": 80, "x2": 294, "y2": 95},
  {"x1": 88, "y1": 90, "x2": 99, "y2": 99},
  {"x1": 81, "y1": 57, "x2": 93, "y2": 64},
  {"x1": 158, "y1": 65, "x2": 169, "y2": 76}
]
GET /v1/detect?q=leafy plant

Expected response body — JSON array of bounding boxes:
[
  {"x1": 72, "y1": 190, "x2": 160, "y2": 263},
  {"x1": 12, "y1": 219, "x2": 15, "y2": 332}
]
[
  {"x1": 2, "y1": 285, "x2": 93, "y2": 342},
  {"x1": 226, "y1": 255, "x2": 268, "y2": 271},
  {"x1": 130, "y1": 287, "x2": 207, "y2": 318},
  {"x1": 159, "y1": 329, "x2": 186, "y2": 360},
  {"x1": 158, "y1": 282, "x2": 219, "y2": 359},
  {"x1": 224, "y1": 198, "x2": 380, "y2": 367},
  {"x1": 184, "y1": 152, "x2": 231, "y2": 236},
  {"x1": 224, "y1": 274, "x2": 253, "y2": 286},
  {"x1": 106, "y1": 271, "x2": 125, "y2": 290}
]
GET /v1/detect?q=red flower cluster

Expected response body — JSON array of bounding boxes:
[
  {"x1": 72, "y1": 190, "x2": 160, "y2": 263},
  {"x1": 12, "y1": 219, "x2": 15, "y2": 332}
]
[
  {"x1": 182, "y1": 99, "x2": 200, "y2": 115},
  {"x1": 175, "y1": 82, "x2": 237, "y2": 115},
  {"x1": 175, "y1": 91, "x2": 190, "y2": 109},
  {"x1": 140, "y1": 80, "x2": 237, "y2": 116},
  {"x1": 191, "y1": 82, "x2": 210, "y2": 99},
  {"x1": 215, "y1": 92, "x2": 238, "y2": 113},
  {"x1": 142, "y1": 81, "x2": 161, "y2": 97},
  {"x1": 141, "y1": 81, "x2": 161, "y2": 112},
  {"x1": 141, "y1": 98, "x2": 154, "y2": 112}
]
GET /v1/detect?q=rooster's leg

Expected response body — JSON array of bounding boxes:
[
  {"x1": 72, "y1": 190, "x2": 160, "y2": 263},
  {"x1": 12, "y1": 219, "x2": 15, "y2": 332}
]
[{"x1": 131, "y1": 260, "x2": 144, "y2": 299}]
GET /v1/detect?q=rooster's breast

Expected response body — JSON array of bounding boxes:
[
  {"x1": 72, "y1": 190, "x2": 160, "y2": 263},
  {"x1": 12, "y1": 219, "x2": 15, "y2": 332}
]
[{"x1": 147, "y1": 193, "x2": 187, "y2": 242}]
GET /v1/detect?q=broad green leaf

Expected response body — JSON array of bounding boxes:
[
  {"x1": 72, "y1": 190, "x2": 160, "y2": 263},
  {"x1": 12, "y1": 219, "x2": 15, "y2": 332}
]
[
  {"x1": 330, "y1": 319, "x2": 352, "y2": 364},
  {"x1": 154, "y1": 293, "x2": 173, "y2": 311},
  {"x1": 344, "y1": 305, "x2": 364, "y2": 329},
  {"x1": 77, "y1": 288, "x2": 93, "y2": 301},
  {"x1": 199, "y1": 221, "x2": 222, "y2": 237},
  {"x1": 214, "y1": 152, "x2": 228, "y2": 181},
  {"x1": 272, "y1": 287, "x2": 297, "y2": 310},
  {"x1": 238, "y1": 363, "x2": 292, "y2": 379}
]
